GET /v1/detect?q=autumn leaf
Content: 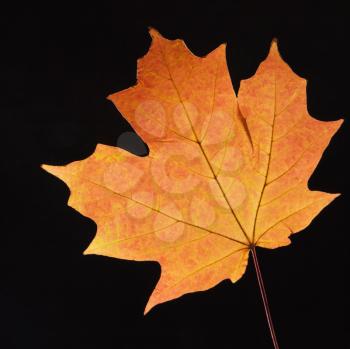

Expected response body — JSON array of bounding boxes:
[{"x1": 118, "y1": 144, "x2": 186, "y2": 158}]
[{"x1": 42, "y1": 28, "x2": 342, "y2": 315}]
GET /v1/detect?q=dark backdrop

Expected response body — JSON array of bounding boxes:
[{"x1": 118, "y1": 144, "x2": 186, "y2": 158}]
[{"x1": 1, "y1": 2, "x2": 348, "y2": 348}]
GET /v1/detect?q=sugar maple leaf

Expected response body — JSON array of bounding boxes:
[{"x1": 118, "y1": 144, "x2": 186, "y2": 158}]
[{"x1": 42, "y1": 29, "x2": 342, "y2": 314}]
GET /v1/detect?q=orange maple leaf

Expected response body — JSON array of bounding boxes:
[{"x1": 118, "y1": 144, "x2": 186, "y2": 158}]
[{"x1": 42, "y1": 29, "x2": 342, "y2": 316}]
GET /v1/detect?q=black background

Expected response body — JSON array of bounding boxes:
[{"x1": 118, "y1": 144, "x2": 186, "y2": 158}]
[{"x1": 1, "y1": 2, "x2": 348, "y2": 348}]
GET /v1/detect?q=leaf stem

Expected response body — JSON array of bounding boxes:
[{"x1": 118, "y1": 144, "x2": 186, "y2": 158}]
[{"x1": 251, "y1": 246, "x2": 280, "y2": 349}]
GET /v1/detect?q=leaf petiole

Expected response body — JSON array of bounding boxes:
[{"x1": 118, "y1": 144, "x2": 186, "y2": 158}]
[{"x1": 251, "y1": 246, "x2": 280, "y2": 349}]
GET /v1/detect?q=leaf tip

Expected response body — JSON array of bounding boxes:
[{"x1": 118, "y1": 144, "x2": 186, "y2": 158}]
[
  {"x1": 143, "y1": 300, "x2": 155, "y2": 316},
  {"x1": 268, "y1": 37, "x2": 280, "y2": 55},
  {"x1": 264, "y1": 37, "x2": 287, "y2": 68},
  {"x1": 41, "y1": 163, "x2": 56, "y2": 175},
  {"x1": 336, "y1": 117, "x2": 345, "y2": 128},
  {"x1": 326, "y1": 117, "x2": 344, "y2": 136},
  {"x1": 148, "y1": 27, "x2": 163, "y2": 40},
  {"x1": 332, "y1": 192, "x2": 342, "y2": 200},
  {"x1": 40, "y1": 163, "x2": 71, "y2": 184},
  {"x1": 208, "y1": 42, "x2": 227, "y2": 61},
  {"x1": 322, "y1": 192, "x2": 342, "y2": 210},
  {"x1": 218, "y1": 42, "x2": 228, "y2": 53},
  {"x1": 106, "y1": 93, "x2": 113, "y2": 101}
]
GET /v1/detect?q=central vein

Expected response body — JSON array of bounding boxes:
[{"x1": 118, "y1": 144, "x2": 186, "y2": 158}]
[
  {"x1": 158, "y1": 42, "x2": 251, "y2": 245},
  {"x1": 252, "y1": 74, "x2": 277, "y2": 243}
]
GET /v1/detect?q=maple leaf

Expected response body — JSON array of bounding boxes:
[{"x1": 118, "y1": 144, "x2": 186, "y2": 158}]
[{"x1": 42, "y1": 29, "x2": 342, "y2": 315}]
